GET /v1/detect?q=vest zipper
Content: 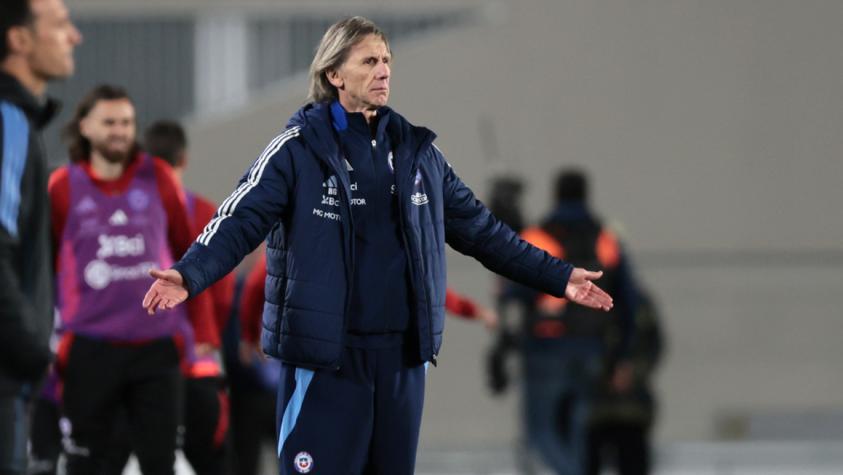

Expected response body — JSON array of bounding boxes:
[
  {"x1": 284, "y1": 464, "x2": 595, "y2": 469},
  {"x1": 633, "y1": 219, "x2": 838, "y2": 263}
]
[
  {"x1": 397, "y1": 161, "x2": 436, "y2": 365},
  {"x1": 333, "y1": 161, "x2": 355, "y2": 370}
]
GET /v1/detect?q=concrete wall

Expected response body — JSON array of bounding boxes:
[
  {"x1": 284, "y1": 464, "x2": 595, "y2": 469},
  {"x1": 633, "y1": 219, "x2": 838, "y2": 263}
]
[{"x1": 89, "y1": 0, "x2": 843, "y2": 443}]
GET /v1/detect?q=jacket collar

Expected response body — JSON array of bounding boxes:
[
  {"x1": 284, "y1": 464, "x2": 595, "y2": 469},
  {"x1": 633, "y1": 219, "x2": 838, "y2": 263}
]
[
  {"x1": 291, "y1": 101, "x2": 437, "y2": 186},
  {"x1": 383, "y1": 108, "x2": 436, "y2": 186},
  {"x1": 546, "y1": 202, "x2": 594, "y2": 224},
  {"x1": 0, "y1": 71, "x2": 60, "y2": 130},
  {"x1": 329, "y1": 100, "x2": 391, "y2": 136}
]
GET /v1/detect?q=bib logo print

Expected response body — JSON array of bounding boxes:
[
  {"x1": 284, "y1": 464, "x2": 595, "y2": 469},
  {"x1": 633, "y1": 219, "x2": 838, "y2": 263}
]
[{"x1": 127, "y1": 189, "x2": 150, "y2": 211}]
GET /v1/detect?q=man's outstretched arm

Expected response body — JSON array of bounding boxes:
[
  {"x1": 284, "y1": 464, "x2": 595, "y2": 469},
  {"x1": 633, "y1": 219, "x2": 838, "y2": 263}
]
[
  {"x1": 438, "y1": 150, "x2": 612, "y2": 311},
  {"x1": 144, "y1": 127, "x2": 301, "y2": 314}
]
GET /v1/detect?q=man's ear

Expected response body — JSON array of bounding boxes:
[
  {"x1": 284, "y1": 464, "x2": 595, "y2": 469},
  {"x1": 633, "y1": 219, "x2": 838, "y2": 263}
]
[
  {"x1": 78, "y1": 116, "x2": 93, "y2": 139},
  {"x1": 326, "y1": 69, "x2": 344, "y2": 89},
  {"x1": 6, "y1": 25, "x2": 33, "y2": 56}
]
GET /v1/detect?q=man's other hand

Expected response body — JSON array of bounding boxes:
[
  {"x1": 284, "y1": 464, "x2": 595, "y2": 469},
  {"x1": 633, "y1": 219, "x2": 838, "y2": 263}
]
[
  {"x1": 142, "y1": 269, "x2": 188, "y2": 315},
  {"x1": 564, "y1": 268, "x2": 613, "y2": 311}
]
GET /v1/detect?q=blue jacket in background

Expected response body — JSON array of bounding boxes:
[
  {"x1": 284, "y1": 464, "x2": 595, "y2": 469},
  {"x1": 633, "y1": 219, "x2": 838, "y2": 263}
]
[
  {"x1": 174, "y1": 102, "x2": 573, "y2": 369},
  {"x1": 0, "y1": 72, "x2": 58, "y2": 391}
]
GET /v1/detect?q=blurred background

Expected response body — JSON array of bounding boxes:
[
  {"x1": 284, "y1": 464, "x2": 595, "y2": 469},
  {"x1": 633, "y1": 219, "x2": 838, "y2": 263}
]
[{"x1": 54, "y1": 0, "x2": 843, "y2": 473}]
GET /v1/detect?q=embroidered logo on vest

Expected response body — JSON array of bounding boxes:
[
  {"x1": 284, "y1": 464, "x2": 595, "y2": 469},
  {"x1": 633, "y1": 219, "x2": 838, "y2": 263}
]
[{"x1": 127, "y1": 189, "x2": 150, "y2": 211}]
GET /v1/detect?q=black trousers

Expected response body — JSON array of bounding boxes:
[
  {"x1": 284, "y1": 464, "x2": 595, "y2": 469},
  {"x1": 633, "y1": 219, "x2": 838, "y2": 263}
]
[
  {"x1": 586, "y1": 422, "x2": 651, "y2": 475},
  {"x1": 229, "y1": 386, "x2": 276, "y2": 475},
  {"x1": 0, "y1": 391, "x2": 29, "y2": 475},
  {"x1": 182, "y1": 376, "x2": 231, "y2": 475},
  {"x1": 61, "y1": 335, "x2": 180, "y2": 475},
  {"x1": 98, "y1": 377, "x2": 233, "y2": 475},
  {"x1": 28, "y1": 397, "x2": 62, "y2": 475}
]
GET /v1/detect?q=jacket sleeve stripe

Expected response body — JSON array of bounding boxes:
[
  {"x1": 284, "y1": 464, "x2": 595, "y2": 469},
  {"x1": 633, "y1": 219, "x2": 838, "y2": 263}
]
[
  {"x1": 219, "y1": 126, "x2": 300, "y2": 217},
  {"x1": 219, "y1": 127, "x2": 295, "y2": 216},
  {"x1": 197, "y1": 126, "x2": 300, "y2": 246},
  {"x1": 198, "y1": 127, "x2": 298, "y2": 245},
  {"x1": 0, "y1": 102, "x2": 30, "y2": 239},
  {"x1": 199, "y1": 127, "x2": 300, "y2": 245}
]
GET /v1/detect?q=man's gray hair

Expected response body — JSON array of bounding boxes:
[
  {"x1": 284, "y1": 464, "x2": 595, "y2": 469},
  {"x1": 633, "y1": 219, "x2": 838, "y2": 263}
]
[{"x1": 308, "y1": 16, "x2": 391, "y2": 104}]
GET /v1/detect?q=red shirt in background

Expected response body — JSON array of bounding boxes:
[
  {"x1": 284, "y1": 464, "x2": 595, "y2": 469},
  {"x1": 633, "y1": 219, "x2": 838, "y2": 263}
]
[
  {"x1": 187, "y1": 191, "x2": 236, "y2": 334},
  {"x1": 238, "y1": 252, "x2": 267, "y2": 345},
  {"x1": 444, "y1": 288, "x2": 480, "y2": 319}
]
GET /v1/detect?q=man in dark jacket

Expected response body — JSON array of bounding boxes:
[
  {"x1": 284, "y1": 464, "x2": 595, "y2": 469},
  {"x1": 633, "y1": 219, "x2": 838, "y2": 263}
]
[
  {"x1": 499, "y1": 169, "x2": 637, "y2": 474},
  {"x1": 0, "y1": 1, "x2": 80, "y2": 473},
  {"x1": 143, "y1": 16, "x2": 613, "y2": 475}
]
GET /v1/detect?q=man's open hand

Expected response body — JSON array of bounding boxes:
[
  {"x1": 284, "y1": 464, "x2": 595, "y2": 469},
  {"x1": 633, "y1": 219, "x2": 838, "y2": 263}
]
[
  {"x1": 564, "y1": 268, "x2": 613, "y2": 311},
  {"x1": 142, "y1": 269, "x2": 188, "y2": 315}
]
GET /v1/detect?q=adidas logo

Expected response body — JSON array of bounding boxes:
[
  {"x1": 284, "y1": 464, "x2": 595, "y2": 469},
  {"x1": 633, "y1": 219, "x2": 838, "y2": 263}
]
[
  {"x1": 108, "y1": 209, "x2": 129, "y2": 226},
  {"x1": 322, "y1": 176, "x2": 338, "y2": 197},
  {"x1": 322, "y1": 176, "x2": 338, "y2": 189}
]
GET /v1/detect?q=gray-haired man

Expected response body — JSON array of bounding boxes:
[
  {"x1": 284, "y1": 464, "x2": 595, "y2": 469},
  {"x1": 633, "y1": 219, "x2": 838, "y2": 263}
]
[{"x1": 144, "y1": 16, "x2": 612, "y2": 474}]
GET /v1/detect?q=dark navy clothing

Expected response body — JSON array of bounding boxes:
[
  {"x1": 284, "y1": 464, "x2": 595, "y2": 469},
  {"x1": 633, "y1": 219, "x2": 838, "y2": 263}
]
[
  {"x1": 0, "y1": 72, "x2": 58, "y2": 475},
  {"x1": 331, "y1": 102, "x2": 413, "y2": 337},
  {"x1": 535, "y1": 203, "x2": 637, "y2": 356},
  {"x1": 174, "y1": 102, "x2": 573, "y2": 370},
  {"x1": 276, "y1": 345, "x2": 424, "y2": 475},
  {"x1": 0, "y1": 72, "x2": 57, "y2": 389},
  {"x1": 172, "y1": 101, "x2": 577, "y2": 473}
]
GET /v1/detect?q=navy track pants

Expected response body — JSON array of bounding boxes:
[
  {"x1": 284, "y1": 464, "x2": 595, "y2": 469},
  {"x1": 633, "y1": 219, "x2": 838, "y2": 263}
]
[{"x1": 275, "y1": 345, "x2": 426, "y2": 475}]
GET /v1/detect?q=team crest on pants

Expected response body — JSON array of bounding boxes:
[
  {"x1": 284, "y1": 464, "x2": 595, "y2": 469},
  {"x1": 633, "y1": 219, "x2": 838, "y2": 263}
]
[{"x1": 294, "y1": 452, "x2": 314, "y2": 473}]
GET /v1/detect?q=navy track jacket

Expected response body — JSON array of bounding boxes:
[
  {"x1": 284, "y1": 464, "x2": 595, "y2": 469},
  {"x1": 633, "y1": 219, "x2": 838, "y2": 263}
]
[{"x1": 174, "y1": 103, "x2": 574, "y2": 369}]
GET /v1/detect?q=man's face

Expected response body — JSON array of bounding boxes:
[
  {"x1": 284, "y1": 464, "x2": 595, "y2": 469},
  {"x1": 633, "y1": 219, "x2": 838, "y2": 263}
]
[
  {"x1": 329, "y1": 34, "x2": 391, "y2": 112},
  {"x1": 80, "y1": 99, "x2": 136, "y2": 164},
  {"x1": 25, "y1": 0, "x2": 81, "y2": 81}
]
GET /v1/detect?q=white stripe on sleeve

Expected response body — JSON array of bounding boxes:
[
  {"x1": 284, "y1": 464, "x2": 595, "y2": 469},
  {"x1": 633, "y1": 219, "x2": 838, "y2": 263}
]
[{"x1": 197, "y1": 127, "x2": 300, "y2": 246}]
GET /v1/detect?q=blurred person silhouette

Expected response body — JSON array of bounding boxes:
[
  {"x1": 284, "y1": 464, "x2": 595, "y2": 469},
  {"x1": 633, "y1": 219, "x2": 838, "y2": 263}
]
[
  {"x1": 485, "y1": 175, "x2": 526, "y2": 394},
  {"x1": 585, "y1": 286, "x2": 664, "y2": 475},
  {"x1": 27, "y1": 312, "x2": 73, "y2": 475},
  {"x1": 228, "y1": 251, "x2": 281, "y2": 475},
  {"x1": 101, "y1": 120, "x2": 238, "y2": 475},
  {"x1": 48, "y1": 85, "x2": 216, "y2": 475},
  {"x1": 0, "y1": 0, "x2": 80, "y2": 473},
  {"x1": 487, "y1": 176, "x2": 526, "y2": 235},
  {"x1": 143, "y1": 119, "x2": 235, "y2": 475},
  {"x1": 490, "y1": 169, "x2": 637, "y2": 475},
  {"x1": 142, "y1": 16, "x2": 612, "y2": 475}
]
